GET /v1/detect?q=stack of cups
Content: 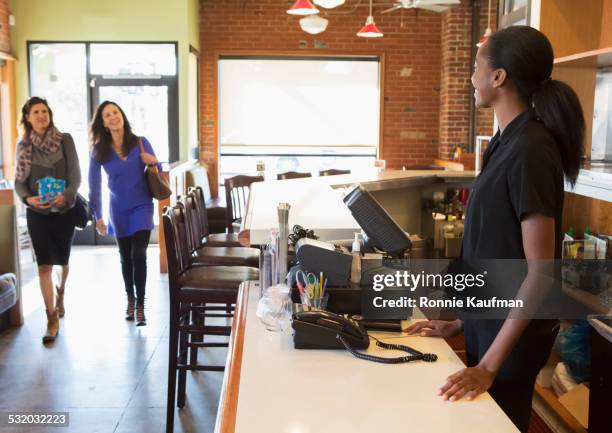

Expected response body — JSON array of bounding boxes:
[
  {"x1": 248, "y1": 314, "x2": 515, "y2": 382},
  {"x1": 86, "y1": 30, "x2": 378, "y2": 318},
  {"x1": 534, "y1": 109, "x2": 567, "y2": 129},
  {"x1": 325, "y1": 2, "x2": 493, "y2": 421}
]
[{"x1": 277, "y1": 203, "x2": 291, "y2": 284}]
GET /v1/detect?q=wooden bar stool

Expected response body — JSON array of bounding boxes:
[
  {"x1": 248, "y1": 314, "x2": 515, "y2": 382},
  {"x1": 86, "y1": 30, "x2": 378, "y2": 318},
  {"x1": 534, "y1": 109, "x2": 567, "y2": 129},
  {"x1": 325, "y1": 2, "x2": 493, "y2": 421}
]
[
  {"x1": 189, "y1": 186, "x2": 242, "y2": 247},
  {"x1": 182, "y1": 194, "x2": 259, "y2": 267},
  {"x1": 224, "y1": 175, "x2": 263, "y2": 233},
  {"x1": 277, "y1": 171, "x2": 312, "y2": 180},
  {"x1": 319, "y1": 168, "x2": 351, "y2": 176},
  {"x1": 162, "y1": 204, "x2": 258, "y2": 433}
]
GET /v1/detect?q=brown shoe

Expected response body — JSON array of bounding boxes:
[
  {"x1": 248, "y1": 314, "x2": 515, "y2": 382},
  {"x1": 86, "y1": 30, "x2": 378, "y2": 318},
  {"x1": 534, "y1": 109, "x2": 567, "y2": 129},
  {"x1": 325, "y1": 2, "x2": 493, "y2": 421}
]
[
  {"x1": 125, "y1": 297, "x2": 135, "y2": 321},
  {"x1": 136, "y1": 301, "x2": 146, "y2": 326},
  {"x1": 56, "y1": 287, "x2": 65, "y2": 318},
  {"x1": 42, "y1": 309, "x2": 59, "y2": 343}
]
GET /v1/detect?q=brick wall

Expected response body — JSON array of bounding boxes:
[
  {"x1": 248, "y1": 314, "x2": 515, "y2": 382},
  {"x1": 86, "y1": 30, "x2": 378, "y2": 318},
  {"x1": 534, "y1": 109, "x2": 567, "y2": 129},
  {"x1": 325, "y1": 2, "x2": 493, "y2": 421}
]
[
  {"x1": 200, "y1": 0, "x2": 494, "y2": 193},
  {"x1": 439, "y1": 0, "x2": 496, "y2": 159},
  {"x1": 0, "y1": 0, "x2": 9, "y2": 53}
]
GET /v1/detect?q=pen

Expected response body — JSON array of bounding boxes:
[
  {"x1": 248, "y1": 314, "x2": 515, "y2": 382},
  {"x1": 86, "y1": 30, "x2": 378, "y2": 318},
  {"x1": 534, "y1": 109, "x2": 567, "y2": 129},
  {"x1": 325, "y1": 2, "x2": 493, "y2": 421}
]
[{"x1": 319, "y1": 272, "x2": 323, "y2": 298}]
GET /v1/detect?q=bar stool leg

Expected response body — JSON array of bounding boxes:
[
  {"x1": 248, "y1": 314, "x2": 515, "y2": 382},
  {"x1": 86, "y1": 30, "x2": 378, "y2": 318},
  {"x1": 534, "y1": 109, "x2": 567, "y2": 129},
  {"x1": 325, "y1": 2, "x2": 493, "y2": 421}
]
[
  {"x1": 189, "y1": 303, "x2": 205, "y2": 366},
  {"x1": 166, "y1": 300, "x2": 179, "y2": 433},
  {"x1": 177, "y1": 302, "x2": 189, "y2": 408}
]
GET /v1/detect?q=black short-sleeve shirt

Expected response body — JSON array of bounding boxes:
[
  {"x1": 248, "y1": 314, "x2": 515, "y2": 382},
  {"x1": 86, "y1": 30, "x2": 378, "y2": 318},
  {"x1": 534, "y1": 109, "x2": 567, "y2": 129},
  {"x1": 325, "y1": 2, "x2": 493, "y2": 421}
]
[{"x1": 461, "y1": 109, "x2": 564, "y2": 259}]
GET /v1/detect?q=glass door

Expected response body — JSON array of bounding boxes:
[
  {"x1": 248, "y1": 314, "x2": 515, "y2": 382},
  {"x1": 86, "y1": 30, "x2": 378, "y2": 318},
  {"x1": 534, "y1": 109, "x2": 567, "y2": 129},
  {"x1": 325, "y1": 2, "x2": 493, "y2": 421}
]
[
  {"x1": 90, "y1": 80, "x2": 177, "y2": 244},
  {"x1": 29, "y1": 41, "x2": 178, "y2": 245}
]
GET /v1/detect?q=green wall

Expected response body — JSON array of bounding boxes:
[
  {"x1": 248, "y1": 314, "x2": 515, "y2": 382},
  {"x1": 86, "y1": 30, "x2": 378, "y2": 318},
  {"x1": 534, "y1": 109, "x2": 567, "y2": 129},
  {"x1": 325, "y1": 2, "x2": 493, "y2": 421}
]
[{"x1": 10, "y1": 0, "x2": 200, "y2": 161}]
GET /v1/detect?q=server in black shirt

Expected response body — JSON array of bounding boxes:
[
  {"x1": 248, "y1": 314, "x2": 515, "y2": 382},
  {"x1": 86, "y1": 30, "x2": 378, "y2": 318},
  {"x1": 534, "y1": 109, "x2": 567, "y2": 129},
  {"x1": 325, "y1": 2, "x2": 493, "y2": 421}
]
[{"x1": 407, "y1": 26, "x2": 585, "y2": 432}]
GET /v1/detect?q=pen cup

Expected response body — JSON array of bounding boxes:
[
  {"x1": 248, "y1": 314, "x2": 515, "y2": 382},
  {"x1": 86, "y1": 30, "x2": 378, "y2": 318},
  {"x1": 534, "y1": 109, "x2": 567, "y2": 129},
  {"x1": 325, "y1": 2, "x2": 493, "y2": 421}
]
[{"x1": 300, "y1": 293, "x2": 329, "y2": 311}]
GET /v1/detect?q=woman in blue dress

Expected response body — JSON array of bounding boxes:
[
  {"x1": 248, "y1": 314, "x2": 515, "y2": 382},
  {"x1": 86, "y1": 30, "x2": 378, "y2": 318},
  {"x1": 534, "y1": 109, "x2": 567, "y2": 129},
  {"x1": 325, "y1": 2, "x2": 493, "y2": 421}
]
[{"x1": 88, "y1": 101, "x2": 161, "y2": 326}]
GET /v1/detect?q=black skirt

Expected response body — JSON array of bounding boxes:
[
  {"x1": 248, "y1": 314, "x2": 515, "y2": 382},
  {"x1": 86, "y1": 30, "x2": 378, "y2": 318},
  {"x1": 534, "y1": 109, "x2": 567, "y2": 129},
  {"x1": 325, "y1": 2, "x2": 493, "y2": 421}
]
[{"x1": 27, "y1": 208, "x2": 76, "y2": 266}]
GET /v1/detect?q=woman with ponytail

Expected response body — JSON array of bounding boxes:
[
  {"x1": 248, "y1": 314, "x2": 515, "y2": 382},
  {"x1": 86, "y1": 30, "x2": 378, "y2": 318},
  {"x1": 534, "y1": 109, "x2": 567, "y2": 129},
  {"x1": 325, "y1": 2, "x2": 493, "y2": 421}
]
[{"x1": 406, "y1": 26, "x2": 584, "y2": 432}]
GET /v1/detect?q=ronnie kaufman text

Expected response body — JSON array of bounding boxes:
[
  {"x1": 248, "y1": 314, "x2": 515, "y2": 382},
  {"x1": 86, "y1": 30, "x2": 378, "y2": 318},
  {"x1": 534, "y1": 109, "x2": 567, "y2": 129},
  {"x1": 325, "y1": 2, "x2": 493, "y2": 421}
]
[{"x1": 373, "y1": 296, "x2": 524, "y2": 309}]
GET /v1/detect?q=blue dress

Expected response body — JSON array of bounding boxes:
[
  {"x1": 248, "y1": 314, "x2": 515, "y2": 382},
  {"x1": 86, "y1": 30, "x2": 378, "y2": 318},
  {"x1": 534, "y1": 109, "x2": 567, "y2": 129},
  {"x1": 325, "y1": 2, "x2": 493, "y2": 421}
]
[{"x1": 88, "y1": 137, "x2": 161, "y2": 238}]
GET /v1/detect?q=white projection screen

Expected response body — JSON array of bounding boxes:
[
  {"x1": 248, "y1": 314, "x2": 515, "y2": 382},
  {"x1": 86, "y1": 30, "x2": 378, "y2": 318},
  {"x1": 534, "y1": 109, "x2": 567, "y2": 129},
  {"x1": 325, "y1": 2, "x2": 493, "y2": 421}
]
[{"x1": 218, "y1": 57, "x2": 380, "y2": 148}]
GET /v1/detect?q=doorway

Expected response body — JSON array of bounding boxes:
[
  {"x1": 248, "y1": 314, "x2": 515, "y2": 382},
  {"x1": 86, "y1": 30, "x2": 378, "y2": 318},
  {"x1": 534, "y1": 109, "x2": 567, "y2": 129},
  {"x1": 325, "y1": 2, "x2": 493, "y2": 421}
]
[{"x1": 28, "y1": 42, "x2": 179, "y2": 245}]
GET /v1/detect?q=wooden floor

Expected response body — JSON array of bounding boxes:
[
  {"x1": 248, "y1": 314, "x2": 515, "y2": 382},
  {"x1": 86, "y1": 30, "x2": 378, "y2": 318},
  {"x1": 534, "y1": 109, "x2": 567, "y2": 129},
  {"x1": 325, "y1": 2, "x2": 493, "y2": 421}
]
[{"x1": 0, "y1": 246, "x2": 226, "y2": 433}]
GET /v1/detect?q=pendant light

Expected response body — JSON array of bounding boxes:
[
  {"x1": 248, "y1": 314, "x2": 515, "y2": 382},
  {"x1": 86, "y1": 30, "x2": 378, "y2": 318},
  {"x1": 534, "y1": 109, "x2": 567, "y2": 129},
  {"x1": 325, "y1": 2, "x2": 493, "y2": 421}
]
[
  {"x1": 314, "y1": 0, "x2": 345, "y2": 8},
  {"x1": 357, "y1": 0, "x2": 383, "y2": 38},
  {"x1": 476, "y1": 0, "x2": 492, "y2": 47},
  {"x1": 287, "y1": 0, "x2": 319, "y2": 16},
  {"x1": 300, "y1": 14, "x2": 329, "y2": 34}
]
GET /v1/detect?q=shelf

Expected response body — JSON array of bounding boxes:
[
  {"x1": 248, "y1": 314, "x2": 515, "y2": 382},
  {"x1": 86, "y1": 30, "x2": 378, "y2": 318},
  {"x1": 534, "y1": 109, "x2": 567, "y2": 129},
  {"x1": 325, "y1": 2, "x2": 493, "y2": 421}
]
[
  {"x1": 565, "y1": 167, "x2": 612, "y2": 202},
  {"x1": 554, "y1": 46, "x2": 612, "y2": 68},
  {"x1": 561, "y1": 282, "x2": 610, "y2": 315},
  {"x1": 534, "y1": 384, "x2": 588, "y2": 433}
]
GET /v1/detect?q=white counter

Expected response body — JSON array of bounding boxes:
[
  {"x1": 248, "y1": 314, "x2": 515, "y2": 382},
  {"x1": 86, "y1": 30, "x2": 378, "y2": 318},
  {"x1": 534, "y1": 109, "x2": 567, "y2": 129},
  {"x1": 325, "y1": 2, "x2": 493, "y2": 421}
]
[
  {"x1": 216, "y1": 282, "x2": 519, "y2": 433},
  {"x1": 240, "y1": 169, "x2": 474, "y2": 246}
]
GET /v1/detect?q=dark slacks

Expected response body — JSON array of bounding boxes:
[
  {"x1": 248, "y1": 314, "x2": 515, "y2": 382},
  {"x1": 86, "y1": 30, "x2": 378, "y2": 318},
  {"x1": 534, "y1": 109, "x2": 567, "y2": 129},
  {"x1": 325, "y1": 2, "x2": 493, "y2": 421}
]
[
  {"x1": 116, "y1": 230, "x2": 151, "y2": 302},
  {"x1": 464, "y1": 319, "x2": 558, "y2": 433}
]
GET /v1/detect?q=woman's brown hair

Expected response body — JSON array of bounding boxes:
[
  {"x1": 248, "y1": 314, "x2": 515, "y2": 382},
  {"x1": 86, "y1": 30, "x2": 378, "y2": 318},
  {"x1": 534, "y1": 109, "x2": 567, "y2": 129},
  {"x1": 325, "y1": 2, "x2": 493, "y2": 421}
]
[{"x1": 20, "y1": 96, "x2": 54, "y2": 141}]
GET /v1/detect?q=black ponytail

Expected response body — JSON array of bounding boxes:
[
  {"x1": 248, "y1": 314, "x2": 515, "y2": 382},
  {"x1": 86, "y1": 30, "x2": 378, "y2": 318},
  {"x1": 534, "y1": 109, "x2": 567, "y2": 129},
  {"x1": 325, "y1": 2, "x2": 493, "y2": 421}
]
[
  {"x1": 533, "y1": 79, "x2": 584, "y2": 186},
  {"x1": 485, "y1": 26, "x2": 585, "y2": 186}
]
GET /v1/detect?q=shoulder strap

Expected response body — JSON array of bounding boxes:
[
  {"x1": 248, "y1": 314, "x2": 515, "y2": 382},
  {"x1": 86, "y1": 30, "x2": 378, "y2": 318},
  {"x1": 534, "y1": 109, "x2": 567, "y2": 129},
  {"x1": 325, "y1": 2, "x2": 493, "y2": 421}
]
[{"x1": 138, "y1": 137, "x2": 145, "y2": 153}]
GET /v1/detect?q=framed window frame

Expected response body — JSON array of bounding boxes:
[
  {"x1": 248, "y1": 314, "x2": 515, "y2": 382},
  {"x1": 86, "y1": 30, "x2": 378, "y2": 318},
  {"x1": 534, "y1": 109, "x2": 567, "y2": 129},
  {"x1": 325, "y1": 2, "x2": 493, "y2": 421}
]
[
  {"x1": 26, "y1": 41, "x2": 180, "y2": 163},
  {"x1": 498, "y1": 0, "x2": 532, "y2": 28}
]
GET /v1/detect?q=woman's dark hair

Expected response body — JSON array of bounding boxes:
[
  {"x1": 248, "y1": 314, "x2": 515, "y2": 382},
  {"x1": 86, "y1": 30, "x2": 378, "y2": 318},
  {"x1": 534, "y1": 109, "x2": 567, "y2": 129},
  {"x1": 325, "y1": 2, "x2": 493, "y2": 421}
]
[
  {"x1": 485, "y1": 26, "x2": 584, "y2": 186},
  {"x1": 20, "y1": 96, "x2": 54, "y2": 141},
  {"x1": 90, "y1": 100, "x2": 137, "y2": 163}
]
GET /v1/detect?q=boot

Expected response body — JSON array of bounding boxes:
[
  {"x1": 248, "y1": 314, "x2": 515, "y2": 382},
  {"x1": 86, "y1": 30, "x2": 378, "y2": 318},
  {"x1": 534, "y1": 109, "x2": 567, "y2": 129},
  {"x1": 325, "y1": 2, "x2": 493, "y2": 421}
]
[
  {"x1": 136, "y1": 301, "x2": 146, "y2": 327},
  {"x1": 125, "y1": 296, "x2": 136, "y2": 321},
  {"x1": 42, "y1": 309, "x2": 59, "y2": 343},
  {"x1": 56, "y1": 287, "x2": 65, "y2": 318}
]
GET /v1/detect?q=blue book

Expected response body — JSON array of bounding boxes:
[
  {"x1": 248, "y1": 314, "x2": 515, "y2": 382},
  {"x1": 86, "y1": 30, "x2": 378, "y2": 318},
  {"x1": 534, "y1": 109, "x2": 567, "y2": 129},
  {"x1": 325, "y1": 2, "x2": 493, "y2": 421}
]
[{"x1": 36, "y1": 176, "x2": 66, "y2": 204}]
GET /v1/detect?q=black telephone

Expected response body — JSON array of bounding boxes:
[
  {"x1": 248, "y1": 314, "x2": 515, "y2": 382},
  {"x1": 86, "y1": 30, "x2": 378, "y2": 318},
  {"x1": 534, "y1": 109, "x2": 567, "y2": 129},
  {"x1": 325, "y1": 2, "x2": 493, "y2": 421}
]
[
  {"x1": 292, "y1": 310, "x2": 370, "y2": 350},
  {"x1": 292, "y1": 310, "x2": 438, "y2": 364}
]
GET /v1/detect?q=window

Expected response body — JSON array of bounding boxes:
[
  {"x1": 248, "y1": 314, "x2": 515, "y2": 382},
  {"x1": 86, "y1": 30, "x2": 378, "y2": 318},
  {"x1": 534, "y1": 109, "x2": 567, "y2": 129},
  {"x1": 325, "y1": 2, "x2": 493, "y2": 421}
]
[
  {"x1": 188, "y1": 47, "x2": 200, "y2": 157},
  {"x1": 29, "y1": 43, "x2": 89, "y2": 184},
  {"x1": 29, "y1": 42, "x2": 179, "y2": 243},
  {"x1": 90, "y1": 43, "x2": 176, "y2": 76},
  {"x1": 218, "y1": 56, "x2": 380, "y2": 181},
  {"x1": 29, "y1": 42, "x2": 179, "y2": 182},
  {"x1": 499, "y1": 0, "x2": 531, "y2": 27}
]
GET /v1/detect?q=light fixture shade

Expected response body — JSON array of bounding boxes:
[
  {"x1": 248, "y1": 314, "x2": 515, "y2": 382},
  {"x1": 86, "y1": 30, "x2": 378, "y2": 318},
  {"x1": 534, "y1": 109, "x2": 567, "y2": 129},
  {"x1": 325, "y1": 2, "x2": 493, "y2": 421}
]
[
  {"x1": 476, "y1": 28, "x2": 492, "y2": 47},
  {"x1": 299, "y1": 14, "x2": 329, "y2": 34},
  {"x1": 357, "y1": 16, "x2": 383, "y2": 38},
  {"x1": 314, "y1": 0, "x2": 345, "y2": 8},
  {"x1": 287, "y1": 0, "x2": 319, "y2": 15}
]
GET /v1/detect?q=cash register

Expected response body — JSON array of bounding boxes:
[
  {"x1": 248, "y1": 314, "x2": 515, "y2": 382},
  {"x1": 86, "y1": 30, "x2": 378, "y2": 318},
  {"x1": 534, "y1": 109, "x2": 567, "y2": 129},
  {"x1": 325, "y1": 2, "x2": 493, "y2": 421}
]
[{"x1": 289, "y1": 185, "x2": 412, "y2": 313}]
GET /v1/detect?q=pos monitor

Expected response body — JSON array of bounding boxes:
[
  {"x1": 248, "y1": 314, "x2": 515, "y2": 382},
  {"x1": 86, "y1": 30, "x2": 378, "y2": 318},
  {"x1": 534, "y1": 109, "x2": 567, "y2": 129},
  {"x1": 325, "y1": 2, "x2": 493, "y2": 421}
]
[{"x1": 343, "y1": 185, "x2": 411, "y2": 257}]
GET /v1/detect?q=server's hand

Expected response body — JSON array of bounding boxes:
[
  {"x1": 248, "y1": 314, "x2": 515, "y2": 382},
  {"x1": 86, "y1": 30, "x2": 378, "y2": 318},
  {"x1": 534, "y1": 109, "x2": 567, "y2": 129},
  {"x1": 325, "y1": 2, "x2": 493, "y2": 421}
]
[
  {"x1": 439, "y1": 366, "x2": 496, "y2": 401},
  {"x1": 404, "y1": 319, "x2": 463, "y2": 338}
]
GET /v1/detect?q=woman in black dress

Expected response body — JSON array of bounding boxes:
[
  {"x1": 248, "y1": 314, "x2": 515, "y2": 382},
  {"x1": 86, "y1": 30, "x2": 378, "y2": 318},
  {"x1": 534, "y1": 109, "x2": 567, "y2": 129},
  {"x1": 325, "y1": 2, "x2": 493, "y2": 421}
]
[
  {"x1": 14, "y1": 97, "x2": 81, "y2": 343},
  {"x1": 406, "y1": 26, "x2": 584, "y2": 432}
]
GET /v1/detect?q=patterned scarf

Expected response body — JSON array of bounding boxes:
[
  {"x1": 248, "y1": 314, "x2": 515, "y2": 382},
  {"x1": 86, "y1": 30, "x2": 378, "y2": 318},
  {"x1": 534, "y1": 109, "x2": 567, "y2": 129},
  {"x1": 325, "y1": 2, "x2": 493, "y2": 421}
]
[{"x1": 15, "y1": 126, "x2": 63, "y2": 182}]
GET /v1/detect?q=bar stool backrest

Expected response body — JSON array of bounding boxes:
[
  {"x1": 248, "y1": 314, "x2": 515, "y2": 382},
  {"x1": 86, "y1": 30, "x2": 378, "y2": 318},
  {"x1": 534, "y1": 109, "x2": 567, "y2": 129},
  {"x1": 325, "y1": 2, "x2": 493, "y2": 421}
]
[
  {"x1": 319, "y1": 169, "x2": 350, "y2": 176},
  {"x1": 163, "y1": 205, "x2": 192, "y2": 294},
  {"x1": 224, "y1": 175, "x2": 263, "y2": 233},
  {"x1": 277, "y1": 171, "x2": 312, "y2": 180},
  {"x1": 189, "y1": 186, "x2": 210, "y2": 238},
  {"x1": 183, "y1": 193, "x2": 203, "y2": 253}
]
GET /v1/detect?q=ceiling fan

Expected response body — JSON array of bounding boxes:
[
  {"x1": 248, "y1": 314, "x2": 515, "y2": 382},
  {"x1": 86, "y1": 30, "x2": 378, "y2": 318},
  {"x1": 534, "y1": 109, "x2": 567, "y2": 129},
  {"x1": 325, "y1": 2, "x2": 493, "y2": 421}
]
[{"x1": 381, "y1": 0, "x2": 461, "y2": 14}]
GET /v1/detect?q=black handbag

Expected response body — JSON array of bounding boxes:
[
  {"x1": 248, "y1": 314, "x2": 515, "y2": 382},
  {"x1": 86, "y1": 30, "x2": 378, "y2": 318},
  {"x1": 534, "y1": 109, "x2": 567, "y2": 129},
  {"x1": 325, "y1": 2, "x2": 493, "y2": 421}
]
[
  {"x1": 59, "y1": 138, "x2": 93, "y2": 230},
  {"x1": 73, "y1": 193, "x2": 93, "y2": 230}
]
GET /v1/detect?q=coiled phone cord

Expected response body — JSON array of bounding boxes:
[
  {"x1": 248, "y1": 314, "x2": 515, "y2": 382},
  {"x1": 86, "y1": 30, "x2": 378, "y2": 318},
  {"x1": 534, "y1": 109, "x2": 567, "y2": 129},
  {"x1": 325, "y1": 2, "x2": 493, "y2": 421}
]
[{"x1": 336, "y1": 334, "x2": 438, "y2": 364}]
